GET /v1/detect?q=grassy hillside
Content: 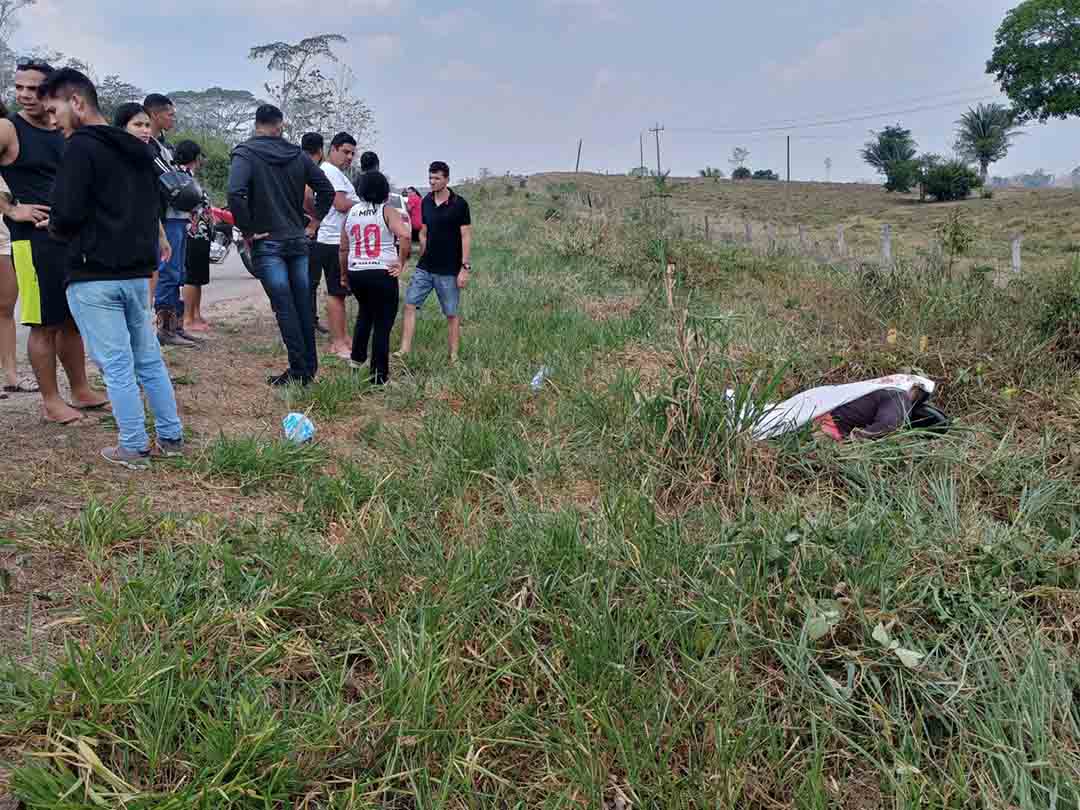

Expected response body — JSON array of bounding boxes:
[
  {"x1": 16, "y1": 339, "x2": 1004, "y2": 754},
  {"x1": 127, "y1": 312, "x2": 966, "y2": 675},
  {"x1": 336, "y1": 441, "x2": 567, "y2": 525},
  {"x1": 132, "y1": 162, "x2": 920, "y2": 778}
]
[
  {"x1": 2, "y1": 181, "x2": 1080, "y2": 808},
  {"x1": 529, "y1": 172, "x2": 1080, "y2": 275}
]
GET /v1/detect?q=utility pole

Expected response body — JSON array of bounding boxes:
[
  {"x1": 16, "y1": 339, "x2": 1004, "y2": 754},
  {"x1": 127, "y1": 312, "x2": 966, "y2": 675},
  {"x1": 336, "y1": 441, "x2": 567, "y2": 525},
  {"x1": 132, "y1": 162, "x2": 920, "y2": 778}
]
[
  {"x1": 639, "y1": 132, "x2": 645, "y2": 176},
  {"x1": 649, "y1": 122, "x2": 664, "y2": 178},
  {"x1": 575, "y1": 139, "x2": 583, "y2": 173},
  {"x1": 787, "y1": 135, "x2": 791, "y2": 183}
]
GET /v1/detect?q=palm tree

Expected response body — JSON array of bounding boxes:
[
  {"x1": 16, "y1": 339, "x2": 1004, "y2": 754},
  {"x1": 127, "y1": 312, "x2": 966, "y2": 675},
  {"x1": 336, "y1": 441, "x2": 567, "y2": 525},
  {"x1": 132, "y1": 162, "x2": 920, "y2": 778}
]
[
  {"x1": 861, "y1": 125, "x2": 917, "y2": 173},
  {"x1": 954, "y1": 103, "x2": 1021, "y2": 183}
]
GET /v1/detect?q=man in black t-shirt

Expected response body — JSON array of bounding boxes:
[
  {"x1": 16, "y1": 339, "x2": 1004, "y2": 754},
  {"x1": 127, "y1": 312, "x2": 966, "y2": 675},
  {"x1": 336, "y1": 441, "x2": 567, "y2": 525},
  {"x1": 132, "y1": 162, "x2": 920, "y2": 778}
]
[
  {"x1": 0, "y1": 59, "x2": 107, "y2": 424},
  {"x1": 399, "y1": 161, "x2": 471, "y2": 362}
]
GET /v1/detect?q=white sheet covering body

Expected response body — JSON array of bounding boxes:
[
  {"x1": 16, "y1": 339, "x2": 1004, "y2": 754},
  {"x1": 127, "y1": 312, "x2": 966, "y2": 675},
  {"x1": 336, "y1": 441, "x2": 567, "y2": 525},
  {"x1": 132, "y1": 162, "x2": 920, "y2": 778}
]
[{"x1": 750, "y1": 374, "x2": 936, "y2": 440}]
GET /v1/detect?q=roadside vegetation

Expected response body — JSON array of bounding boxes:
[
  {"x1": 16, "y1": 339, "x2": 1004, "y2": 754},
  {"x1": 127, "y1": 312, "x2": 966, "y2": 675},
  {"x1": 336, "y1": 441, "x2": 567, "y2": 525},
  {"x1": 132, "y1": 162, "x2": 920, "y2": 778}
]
[{"x1": 2, "y1": 177, "x2": 1080, "y2": 808}]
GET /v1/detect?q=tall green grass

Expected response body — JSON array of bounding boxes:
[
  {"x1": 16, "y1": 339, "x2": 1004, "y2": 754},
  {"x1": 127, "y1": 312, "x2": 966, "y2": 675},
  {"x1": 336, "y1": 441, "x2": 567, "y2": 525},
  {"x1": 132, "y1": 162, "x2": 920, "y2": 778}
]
[{"x1": 3, "y1": 186, "x2": 1079, "y2": 809}]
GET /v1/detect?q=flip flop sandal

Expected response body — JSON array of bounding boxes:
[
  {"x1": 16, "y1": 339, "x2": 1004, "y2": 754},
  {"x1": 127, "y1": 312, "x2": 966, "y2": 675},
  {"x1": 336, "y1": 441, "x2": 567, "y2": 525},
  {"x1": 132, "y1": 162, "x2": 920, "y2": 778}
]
[
  {"x1": 46, "y1": 414, "x2": 86, "y2": 426},
  {"x1": 74, "y1": 401, "x2": 110, "y2": 411},
  {"x1": 3, "y1": 379, "x2": 40, "y2": 394}
]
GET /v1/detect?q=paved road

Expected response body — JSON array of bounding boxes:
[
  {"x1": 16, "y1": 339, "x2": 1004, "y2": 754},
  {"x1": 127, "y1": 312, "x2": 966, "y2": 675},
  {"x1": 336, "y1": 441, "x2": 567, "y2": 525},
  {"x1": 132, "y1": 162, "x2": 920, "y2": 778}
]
[{"x1": 15, "y1": 249, "x2": 260, "y2": 360}]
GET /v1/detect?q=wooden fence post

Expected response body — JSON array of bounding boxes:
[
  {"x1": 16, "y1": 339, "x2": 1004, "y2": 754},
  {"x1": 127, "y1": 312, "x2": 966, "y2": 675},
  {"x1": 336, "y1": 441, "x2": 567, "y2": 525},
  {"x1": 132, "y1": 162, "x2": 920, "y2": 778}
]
[
  {"x1": 881, "y1": 224, "x2": 892, "y2": 265},
  {"x1": 767, "y1": 224, "x2": 777, "y2": 254},
  {"x1": 745, "y1": 222, "x2": 753, "y2": 244},
  {"x1": 837, "y1": 225, "x2": 846, "y2": 256},
  {"x1": 704, "y1": 215, "x2": 710, "y2": 241},
  {"x1": 798, "y1": 224, "x2": 806, "y2": 250},
  {"x1": 1011, "y1": 235, "x2": 1022, "y2": 274}
]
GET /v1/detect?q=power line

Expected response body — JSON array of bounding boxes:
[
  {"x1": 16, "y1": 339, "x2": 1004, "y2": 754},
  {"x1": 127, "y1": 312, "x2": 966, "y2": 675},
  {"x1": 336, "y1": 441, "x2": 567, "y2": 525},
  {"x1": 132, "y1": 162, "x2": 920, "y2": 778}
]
[
  {"x1": 674, "y1": 85, "x2": 997, "y2": 132},
  {"x1": 667, "y1": 94, "x2": 1001, "y2": 137}
]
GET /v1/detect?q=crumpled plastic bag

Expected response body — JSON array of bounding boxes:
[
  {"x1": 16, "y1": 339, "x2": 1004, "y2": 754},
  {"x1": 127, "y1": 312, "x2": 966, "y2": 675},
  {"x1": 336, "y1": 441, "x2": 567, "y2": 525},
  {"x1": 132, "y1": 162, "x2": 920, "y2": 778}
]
[{"x1": 283, "y1": 412, "x2": 316, "y2": 444}]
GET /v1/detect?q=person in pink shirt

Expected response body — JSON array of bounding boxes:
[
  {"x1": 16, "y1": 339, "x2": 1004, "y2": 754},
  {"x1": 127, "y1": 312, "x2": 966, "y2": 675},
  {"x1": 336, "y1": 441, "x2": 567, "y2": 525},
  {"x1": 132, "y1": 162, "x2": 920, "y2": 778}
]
[{"x1": 406, "y1": 186, "x2": 422, "y2": 242}]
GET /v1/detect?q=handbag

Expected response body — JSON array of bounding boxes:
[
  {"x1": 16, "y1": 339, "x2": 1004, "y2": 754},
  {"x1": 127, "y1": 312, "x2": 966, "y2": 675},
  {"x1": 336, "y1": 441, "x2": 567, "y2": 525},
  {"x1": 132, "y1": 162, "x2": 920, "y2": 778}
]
[{"x1": 153, "y1": 152, "x2": 205, "y2": 213}]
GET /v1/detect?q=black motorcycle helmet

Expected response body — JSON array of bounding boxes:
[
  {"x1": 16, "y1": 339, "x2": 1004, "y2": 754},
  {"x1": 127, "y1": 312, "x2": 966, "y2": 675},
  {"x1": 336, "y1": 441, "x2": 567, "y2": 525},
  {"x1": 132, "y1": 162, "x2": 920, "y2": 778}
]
[{"x1": 909, "y1": 386, "x2": 950, "y2": 436}]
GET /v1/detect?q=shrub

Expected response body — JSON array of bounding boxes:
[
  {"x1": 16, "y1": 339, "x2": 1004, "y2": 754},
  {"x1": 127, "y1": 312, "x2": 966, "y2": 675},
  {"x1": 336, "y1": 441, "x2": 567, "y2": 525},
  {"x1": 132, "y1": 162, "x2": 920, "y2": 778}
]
[
  {"x1": 752, "y1": 169, "x2": 780, "y2": 181},
  {"x1": 934, "y1": 210, "x2": 976, "y2": 279},
  {"x1": 923, "y1": 160, "x2": 983, "y2": 202},
  {"x1": 884, "y1": 159, "x2": 919, "y2": 193},
  {"x1": 1037, "y1": 258, "x2": 1080, "y2": 365},
  {"x1": 732, "y1": 167, "x2": 752, "y2": 180}
]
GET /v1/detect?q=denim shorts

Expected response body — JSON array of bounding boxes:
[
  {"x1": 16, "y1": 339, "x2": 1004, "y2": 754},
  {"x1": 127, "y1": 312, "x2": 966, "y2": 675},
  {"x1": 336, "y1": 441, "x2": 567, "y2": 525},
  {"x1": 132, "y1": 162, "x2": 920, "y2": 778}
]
[{"x1": 405, "y1": 268, "x2": 460, "y2": 317}]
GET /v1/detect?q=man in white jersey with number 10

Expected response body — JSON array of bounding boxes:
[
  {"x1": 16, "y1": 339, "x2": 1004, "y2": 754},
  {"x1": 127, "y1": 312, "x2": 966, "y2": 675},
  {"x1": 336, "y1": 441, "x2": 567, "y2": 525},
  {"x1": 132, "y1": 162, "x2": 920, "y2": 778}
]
[{"x1": 338, "y1": 170, "x2": 410, "y2": 385}]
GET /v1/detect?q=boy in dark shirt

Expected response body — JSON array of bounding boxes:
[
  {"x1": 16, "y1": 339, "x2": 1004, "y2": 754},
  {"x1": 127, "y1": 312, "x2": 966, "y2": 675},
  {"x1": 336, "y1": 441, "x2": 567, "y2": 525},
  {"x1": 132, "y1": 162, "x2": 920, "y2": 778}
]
[{"x1": 399, "y1": 161, "x2": 471, "y2": 363}]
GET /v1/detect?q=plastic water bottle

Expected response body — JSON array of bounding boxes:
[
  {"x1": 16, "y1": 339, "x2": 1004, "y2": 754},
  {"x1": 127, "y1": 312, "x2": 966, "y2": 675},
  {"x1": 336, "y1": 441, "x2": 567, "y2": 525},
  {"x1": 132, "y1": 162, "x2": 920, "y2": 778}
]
[
  {"x1": 530, "y1": 366, "x2": 551, "y2": 392},
  {"x1": 282, "y1": 412, "x2": 316, "y2": 444}
]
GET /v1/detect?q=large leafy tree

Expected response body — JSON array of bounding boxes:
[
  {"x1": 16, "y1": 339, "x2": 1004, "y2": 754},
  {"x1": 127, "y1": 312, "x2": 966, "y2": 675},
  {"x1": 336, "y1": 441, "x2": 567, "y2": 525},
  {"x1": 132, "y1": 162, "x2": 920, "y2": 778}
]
[
  {"x1": 953, "y1": 103, "x2": 1021, "y2": 182},
  {"x1": 249, "y1": 34, "x2": 377, "y2": 141},
  {"x1": 861, "y1": 124, "x2": 918, "y2": 192},
  {"x1": 171, "y1": 88, "x2": 262, "y2": 144},
  {"x1": 0, "y1": 0, "x2": 34, "y2": 40},
  {"x1": 248, "y1": 35, "x2": 376, "y2": 143},
  {"x1": 313, "y1": 64, "x2": 376, "y2": 146},
  {"x1": 96, "y1": 75, "x2": 143, "y2": 119},
  {"x1": 987, "y1": 0, "x2": 1080, "y2": 123}
]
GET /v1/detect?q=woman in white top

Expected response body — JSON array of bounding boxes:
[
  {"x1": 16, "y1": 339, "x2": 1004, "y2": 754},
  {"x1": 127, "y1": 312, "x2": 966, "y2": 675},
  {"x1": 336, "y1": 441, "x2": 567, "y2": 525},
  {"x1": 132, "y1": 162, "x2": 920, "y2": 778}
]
[{"x1": 337, "y1": 171, "x2": 411, "y2": 384}]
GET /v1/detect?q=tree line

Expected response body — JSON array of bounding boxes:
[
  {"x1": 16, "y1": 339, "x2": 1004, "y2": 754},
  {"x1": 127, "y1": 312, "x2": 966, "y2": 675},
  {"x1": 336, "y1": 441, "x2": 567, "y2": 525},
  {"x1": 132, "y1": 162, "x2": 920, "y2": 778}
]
[
  {"x1": 0, "y1": 3, "x2": 376, "y2": 201},
  {"x1": 685, "y1": 1, "x2": 1079, "y2": 197},
  {"x1": 864, "y1": 0, "x2": 1079, "y2": 201}
]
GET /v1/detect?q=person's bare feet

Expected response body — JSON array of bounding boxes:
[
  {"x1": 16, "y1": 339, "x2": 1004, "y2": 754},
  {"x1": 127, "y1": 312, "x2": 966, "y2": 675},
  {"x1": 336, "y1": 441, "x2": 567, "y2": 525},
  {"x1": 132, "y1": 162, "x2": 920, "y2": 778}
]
[
  {"x1": 186, "y1": 320, "x2": 212, "y2": 333},
  {"x1": 70, "y1": 388, "x2": 109, "y2": 410},
  {"x1": 328, "y1": 342, "x2": 351, "y2": 356},
  {"x1": 43, "y1": 399, "x2": 86, "y2": 425}
]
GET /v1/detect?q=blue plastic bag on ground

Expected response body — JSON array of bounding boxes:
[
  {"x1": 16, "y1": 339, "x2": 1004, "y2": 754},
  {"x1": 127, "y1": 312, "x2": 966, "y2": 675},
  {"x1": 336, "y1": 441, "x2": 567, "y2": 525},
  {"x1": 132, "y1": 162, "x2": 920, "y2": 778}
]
[{"x1": 283, "y1": 412, "x2": 316, "y2": 444}]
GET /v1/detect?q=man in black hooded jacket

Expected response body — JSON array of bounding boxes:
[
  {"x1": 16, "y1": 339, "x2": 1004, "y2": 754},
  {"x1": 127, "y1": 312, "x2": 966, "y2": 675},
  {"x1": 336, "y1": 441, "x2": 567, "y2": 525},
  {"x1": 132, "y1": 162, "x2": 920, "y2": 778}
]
[
  {"x1": 41, "y1": 68, "x2": 184, "y2": 471},
  {"x1": 228, "y1": 104, "x2": 333, "y2": 386}
]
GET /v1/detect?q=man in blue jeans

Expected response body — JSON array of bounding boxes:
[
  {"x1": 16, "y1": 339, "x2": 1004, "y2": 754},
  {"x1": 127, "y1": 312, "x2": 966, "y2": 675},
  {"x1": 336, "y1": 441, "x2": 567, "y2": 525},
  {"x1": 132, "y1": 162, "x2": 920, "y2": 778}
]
[
  {"x1": 41, "y1": 69, "x2": 183, "y2": 470},
  {"x1": 228, "y1": 105, "x2": 333, "y2": 385},
  {"x1": 145, "y1": 92, "x2": 197, "y2": 348}
]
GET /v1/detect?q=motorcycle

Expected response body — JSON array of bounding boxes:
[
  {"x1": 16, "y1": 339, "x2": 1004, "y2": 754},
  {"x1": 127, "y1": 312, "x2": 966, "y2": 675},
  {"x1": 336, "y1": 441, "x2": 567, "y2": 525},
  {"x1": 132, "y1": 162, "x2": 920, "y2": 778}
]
[{"x1": 208, "y1": 206, "x2": 252, "y2": 273}]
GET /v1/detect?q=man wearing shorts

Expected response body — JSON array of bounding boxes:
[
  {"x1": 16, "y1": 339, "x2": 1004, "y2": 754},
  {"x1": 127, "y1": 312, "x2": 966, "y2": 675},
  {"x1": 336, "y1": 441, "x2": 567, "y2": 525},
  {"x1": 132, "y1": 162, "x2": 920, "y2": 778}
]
[
  {"x1": 399, "y1": 161, "x2": 472, "y2": 362},
  {"x1": 301, "y1": 132, "x2": 329, "y2": 335},
  {"x1": 314, "y1": 132, "x2": 358, "y2": 358},
  {"x1": 0, "y1": 59, "x2": 106, "y2": 423}
]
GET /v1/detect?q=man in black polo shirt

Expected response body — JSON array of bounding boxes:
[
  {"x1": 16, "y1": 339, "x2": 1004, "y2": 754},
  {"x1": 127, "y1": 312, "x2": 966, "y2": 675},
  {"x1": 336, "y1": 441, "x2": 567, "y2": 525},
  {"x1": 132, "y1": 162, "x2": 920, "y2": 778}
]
[{"x1": 399, "y1": 161, "x2": 471, "y2": 362}]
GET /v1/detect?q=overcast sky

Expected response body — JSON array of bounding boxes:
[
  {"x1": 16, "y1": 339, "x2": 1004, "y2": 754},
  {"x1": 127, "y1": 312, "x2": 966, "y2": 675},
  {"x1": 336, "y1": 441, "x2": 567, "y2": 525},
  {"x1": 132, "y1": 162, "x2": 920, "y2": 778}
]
[{"x1": 10, "y1": 0, "x2": 1077, "y2": 185}]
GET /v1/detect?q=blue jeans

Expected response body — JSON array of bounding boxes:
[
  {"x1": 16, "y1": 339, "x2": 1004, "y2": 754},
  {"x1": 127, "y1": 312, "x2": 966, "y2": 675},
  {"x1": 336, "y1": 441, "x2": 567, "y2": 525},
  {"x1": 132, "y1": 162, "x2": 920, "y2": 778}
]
[
  {"x1": 155, "y1": 218, "x2": 188, "y2": 315},
  {"x1": 66, "y1": 279, "x2": 183, "y2": 453},
  {"x1": 250, "y1": 238, "x2": 317, "y2": 380}
]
